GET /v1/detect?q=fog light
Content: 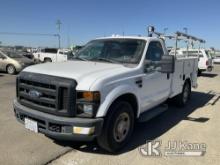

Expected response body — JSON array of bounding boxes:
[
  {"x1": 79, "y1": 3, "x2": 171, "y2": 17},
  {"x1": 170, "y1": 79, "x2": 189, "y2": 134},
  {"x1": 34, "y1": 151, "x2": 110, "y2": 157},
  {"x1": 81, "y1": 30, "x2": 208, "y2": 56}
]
[{"x1": 73, "y1": 126, "x2": 95, "y2": 135}]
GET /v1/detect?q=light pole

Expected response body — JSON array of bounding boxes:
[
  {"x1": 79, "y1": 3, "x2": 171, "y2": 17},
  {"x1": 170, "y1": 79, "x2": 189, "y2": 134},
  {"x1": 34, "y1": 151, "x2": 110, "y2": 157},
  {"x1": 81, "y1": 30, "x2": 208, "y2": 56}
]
[
  {"x1": 54, "y1": 34, "x2": 61, "y2": 49},
  {"x1": 56, "y1": 19, "x2": 62, "y2": 48},
  {"x1": 183, "y1": 27, "x2": 188, "y2": 34},
  {"x1": 163, "y1": 28, "x2": 168, "y2": 35}
]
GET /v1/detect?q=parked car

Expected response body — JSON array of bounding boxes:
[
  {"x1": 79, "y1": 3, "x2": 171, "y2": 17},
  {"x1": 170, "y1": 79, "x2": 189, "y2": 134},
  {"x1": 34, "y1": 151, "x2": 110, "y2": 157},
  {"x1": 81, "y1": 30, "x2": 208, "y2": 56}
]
[
  {"x1": 0, "y1": 49, "x2": 35, "y2": 74},
  {"x1": 213, "y1": 55, "x2": 220, "y2": 64},
  {"x1": 170, "y1": 48, "x2": 213, "y2": 74},
  {"x1": 14, "y1": 35, "x2": 198, "y2": 152}
]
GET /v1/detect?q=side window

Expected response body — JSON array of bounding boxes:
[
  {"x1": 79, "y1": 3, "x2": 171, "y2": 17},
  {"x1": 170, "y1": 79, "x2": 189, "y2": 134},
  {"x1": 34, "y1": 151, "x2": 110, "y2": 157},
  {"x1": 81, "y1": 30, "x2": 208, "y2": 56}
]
[{"x1": 145, "y1": 41, "x2": 164, "y2": 61}]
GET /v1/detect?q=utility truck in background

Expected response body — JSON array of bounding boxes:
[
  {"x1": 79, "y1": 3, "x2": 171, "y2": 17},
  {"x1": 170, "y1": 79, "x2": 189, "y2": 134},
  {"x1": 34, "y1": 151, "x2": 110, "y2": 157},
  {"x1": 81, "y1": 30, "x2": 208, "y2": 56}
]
[
  {"x1": 33, "y1": 48, "x2": 72, "y2": 63},
  {"x1": 14, "y1": 26, "x2": 200, "y2": 152},
  {"x1": 170, "y1": 48, "x2": 213, "y2": 75},
  {"x1": 169, "y1": 35, "x2": 213, "y2": 75}
]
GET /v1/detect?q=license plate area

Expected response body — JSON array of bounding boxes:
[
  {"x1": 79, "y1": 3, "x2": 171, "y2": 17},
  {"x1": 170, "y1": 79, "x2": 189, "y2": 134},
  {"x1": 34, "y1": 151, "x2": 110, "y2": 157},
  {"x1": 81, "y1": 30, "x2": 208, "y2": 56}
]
[{"x1": 25, "y1": 118, "x2": 38, "y2": 133}]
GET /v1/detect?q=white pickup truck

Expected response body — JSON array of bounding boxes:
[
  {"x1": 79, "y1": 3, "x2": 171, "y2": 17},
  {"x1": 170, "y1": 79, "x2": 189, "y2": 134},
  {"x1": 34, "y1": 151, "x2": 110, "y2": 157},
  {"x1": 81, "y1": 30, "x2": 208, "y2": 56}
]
[
  {"x1": 33, "y1": 48, "x2": 70, "y2": 62},
  {"x1": 14, "y1": 35, "x2": 198, "y2": 152}
]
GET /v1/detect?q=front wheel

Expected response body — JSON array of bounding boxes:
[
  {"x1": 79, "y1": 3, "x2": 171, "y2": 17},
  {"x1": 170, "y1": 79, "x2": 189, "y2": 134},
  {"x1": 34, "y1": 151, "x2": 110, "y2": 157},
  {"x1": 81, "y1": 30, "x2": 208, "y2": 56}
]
[
  {"x1": 97, "y1": 101, "x2": 134, "y2": 153},
  {"x1": 7, "y1": 65, "x2": 16, "y2": 74}
]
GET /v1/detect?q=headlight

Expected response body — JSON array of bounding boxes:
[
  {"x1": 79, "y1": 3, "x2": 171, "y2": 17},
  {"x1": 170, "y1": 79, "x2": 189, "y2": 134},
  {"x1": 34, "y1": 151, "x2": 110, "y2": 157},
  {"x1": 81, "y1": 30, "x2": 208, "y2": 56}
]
[{"x1": 76, "y1": 91, "x2": 100, "y2": 118}]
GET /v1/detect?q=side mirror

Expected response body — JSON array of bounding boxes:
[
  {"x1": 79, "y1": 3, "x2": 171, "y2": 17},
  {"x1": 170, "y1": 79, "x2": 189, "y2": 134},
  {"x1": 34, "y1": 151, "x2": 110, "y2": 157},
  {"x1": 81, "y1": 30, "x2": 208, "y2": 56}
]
[{"x1": 159, "y1": 55, "x2": 175, "y2": 73}]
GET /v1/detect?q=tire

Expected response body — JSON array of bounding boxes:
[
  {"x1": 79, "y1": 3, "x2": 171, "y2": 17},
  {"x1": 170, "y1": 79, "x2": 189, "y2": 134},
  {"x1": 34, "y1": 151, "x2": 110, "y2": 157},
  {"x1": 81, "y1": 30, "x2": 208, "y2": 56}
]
[
  {"x1": 44, "y1": 58, "x2": 52, "y2": 63},
  {"x1": 174, "y1": 81, "x2": 191, "y2": 107},
  {"x1": 6, "y1": 65, "x2": 16, "y2": 74},
  {"x1": 97, "y1": 101, "x2": 134, "y2": 153},
  {"x1": 198, "y1": 69, "x2": 202, "y2": 76}
]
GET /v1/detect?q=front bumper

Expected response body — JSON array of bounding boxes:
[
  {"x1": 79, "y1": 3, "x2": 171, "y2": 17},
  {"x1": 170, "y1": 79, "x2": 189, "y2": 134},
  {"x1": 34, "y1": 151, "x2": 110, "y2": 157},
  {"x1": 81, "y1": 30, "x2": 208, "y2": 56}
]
[{"x1": 13, "y1": 100, "x2": 104, "y2": 141}]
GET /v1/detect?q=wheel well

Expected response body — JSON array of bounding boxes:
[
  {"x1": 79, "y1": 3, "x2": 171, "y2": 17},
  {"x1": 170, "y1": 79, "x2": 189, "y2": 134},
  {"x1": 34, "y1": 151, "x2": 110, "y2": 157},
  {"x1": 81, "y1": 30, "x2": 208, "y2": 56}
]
[
  {"x1": 185, "y1": 78, "x2": 191, "y2": 87},
  {"x1": 44, "y1": 57, "x2": 52, "y2": 61},
  {"x1": 110, "y1": 93, "x2": 138, "y2": 118}
]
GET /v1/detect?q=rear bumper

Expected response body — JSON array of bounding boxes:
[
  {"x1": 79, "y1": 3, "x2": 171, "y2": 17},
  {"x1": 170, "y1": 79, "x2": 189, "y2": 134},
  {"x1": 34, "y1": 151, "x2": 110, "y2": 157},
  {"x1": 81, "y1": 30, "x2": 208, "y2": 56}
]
[
  {"x1": 199, "y1": 66, "x2": 213, "y2": 72},
  {"x1": 13, "y1": 100, "x2": 104, "y2": 141}
]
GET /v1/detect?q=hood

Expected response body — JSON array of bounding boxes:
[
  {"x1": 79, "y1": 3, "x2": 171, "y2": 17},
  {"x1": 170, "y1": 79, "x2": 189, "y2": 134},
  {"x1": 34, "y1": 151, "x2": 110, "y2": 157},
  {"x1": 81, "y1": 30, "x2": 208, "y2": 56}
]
[
  {"x1": 14, "y1": 57, "x2": 34, "y2": 64},
  {"x1": 23, "y1": 61, "x2": 131, "y2": 90}
]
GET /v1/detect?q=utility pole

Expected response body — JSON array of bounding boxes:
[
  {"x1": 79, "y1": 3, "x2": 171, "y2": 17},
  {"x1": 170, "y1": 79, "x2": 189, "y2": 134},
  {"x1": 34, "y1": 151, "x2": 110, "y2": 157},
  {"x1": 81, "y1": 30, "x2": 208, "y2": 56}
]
[
  {"x1": 163, "y1": 28, "x2": 168, "y2": 35},
  {"x1": 56, "y1": 19, "x2": 62, "y2": 48},
  {"x1": 0, "y1": 32, "x2": 60, "y2": 47},
  {"x1": 183, "y1": 27, "x2": 188, "y2": 34}
]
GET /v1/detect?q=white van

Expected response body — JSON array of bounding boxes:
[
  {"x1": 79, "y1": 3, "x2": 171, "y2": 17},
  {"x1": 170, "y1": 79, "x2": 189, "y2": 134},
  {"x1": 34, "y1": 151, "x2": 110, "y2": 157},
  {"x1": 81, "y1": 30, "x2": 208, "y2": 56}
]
[{"x1": 170, "y1": 48, "x2": 213, "y2": 74}]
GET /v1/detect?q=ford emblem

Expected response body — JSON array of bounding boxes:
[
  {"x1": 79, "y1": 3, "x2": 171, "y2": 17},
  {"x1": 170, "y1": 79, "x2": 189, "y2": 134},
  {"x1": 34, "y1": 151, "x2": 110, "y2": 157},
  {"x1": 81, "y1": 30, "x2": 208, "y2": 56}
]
[{"x1": 28, "y1": 90, "x2": 42, "y2": 98}]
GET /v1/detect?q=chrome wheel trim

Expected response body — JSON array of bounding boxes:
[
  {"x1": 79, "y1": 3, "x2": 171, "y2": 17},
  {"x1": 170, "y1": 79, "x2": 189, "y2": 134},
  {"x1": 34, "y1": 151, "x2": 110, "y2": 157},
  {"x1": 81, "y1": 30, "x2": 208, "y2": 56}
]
[{"x1": 7, "y1": 65, "x2": 15, "y2": 74}]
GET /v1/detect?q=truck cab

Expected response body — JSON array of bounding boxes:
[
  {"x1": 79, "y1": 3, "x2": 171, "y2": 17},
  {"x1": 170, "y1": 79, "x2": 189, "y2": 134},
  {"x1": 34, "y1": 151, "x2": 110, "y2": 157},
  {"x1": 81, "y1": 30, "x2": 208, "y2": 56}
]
[{"x1": 14, "y1": 35, "x2": 198, "y2": 152}]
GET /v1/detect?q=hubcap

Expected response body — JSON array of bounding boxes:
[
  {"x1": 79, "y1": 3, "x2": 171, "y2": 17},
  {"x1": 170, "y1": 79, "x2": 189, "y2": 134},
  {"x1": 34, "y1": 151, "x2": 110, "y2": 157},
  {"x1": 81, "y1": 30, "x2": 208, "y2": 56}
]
[
  {"x1": 113, "y1": 112, "x2": 130, "y2": 142},
  {"x1": 8, "y1": 66, "x2": 15, "y2": 74}
]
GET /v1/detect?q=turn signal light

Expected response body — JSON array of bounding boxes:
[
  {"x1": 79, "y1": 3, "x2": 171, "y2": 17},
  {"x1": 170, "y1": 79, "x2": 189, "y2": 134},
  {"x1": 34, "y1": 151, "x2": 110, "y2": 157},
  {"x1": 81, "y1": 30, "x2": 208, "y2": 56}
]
[{"x1": 78, "y1": 91, "x2": 100, "y2": 102}]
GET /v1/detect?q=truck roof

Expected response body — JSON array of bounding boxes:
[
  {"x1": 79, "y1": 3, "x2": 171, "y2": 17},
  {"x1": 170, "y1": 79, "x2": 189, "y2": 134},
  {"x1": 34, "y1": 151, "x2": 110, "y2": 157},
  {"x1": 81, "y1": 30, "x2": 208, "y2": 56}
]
[{"x1": 96, "y1": 35, "x2": 159, "y2": 41}]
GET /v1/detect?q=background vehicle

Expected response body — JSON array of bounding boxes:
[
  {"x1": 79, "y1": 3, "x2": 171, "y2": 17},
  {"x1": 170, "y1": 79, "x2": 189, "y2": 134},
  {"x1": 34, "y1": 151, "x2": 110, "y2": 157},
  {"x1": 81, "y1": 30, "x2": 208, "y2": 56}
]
[
  {"x1": 33, "y1": 48, "x2": 71, "y2": 62},
  {"x1": 213, "y1": 55, "x2": 220, "y2": 64},
  {"x1": 170, "y1": 48, "x2": 213, "y2": 74},
  {"x1": 14, "y1": 30, "x2": 199, "y2": 152},
  {"x1": 0, "y1": 49, "x2": 34, "y2": 74}
]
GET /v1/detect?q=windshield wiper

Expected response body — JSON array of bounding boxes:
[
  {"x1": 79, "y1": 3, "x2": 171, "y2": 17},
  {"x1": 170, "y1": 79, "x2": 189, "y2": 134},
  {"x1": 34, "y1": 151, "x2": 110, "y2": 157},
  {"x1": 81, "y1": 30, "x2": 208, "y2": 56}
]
[{"x1": 90, "y1": 57, "x2": 119, "y2": 63}]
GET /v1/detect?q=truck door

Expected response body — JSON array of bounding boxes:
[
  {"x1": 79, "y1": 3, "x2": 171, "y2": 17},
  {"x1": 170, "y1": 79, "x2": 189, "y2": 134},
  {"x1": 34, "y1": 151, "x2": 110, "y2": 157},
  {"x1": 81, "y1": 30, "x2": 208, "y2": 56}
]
[{"x1": 140, "y1": 41, "x2": 171, "y2": 113}]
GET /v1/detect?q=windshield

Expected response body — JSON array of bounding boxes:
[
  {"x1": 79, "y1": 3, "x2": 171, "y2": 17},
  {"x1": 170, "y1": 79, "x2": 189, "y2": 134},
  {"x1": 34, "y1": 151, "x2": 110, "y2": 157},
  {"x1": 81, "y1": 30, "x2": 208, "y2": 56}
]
[
  {"x1": 74, "y1": 39, "x2": 146, "y2": 64},
  {"x1": 3, "y1": 51, "x2": 24, "y2": 58}
]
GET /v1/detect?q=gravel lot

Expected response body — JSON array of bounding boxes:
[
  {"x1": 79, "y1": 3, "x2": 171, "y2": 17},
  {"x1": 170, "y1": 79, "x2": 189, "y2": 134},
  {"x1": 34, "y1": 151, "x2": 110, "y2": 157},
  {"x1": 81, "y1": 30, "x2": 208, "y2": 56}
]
[{"x1": 0, "y1": 65, "x2": 220, "y2": 165}]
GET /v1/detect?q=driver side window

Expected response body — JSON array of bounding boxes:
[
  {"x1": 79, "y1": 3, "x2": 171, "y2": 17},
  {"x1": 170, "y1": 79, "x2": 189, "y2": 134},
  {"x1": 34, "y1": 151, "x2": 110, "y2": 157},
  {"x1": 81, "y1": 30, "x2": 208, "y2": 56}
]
[{"x1": 145, "y1": 41, "x2": 164, "y2": 61}]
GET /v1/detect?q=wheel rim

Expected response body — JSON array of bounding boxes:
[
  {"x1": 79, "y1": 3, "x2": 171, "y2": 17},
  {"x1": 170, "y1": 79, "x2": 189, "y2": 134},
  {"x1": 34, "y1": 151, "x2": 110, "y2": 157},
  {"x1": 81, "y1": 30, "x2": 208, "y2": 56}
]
[
  {"x1": 183, "y1": 84, "x2": 189, "y2": 103},
  {"x1": 113, "y1": 112, "x2": 130, "y2": 142},
  {"x1": 8, "y1": 66, "x2": 15, "y2": 74}
]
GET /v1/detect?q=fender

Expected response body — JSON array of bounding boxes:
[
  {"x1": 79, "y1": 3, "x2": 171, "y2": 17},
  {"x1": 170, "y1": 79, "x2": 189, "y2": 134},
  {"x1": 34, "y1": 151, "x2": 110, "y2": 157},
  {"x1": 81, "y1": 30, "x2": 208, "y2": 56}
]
[{"x1": 96, "y1": 84, "x2": 141, "y2": 118}]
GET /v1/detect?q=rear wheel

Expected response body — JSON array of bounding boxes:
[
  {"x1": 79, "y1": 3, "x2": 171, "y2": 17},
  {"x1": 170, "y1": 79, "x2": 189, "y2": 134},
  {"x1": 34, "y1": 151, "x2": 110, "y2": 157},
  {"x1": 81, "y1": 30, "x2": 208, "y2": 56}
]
[
  {"x1": 97, "y1": 101, "x2": 134, "y2": 153},
  {"x1": 198, "y1": 69, "x2": 202, "y2": 76},
  {"x1": 6, "y1": 65, "x2": 16, "y2": 74},
  {"x1": 174, "y1": 81, "x2": 191, "y2": 107}
]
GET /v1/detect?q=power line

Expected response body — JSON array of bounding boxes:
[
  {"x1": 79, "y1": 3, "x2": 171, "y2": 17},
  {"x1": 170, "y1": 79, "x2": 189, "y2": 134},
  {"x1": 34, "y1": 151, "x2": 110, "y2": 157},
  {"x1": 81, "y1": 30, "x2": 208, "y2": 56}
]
[{"x1": 0, "y1": 32, "x2": 60, "y2": 48}]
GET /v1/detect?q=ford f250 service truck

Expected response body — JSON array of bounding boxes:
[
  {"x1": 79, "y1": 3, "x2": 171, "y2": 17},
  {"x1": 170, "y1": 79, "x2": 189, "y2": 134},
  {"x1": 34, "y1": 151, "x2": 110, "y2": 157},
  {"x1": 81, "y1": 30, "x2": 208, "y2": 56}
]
[{"x1": 14, "y1": 31, "x2": 199, "y2": 152}]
